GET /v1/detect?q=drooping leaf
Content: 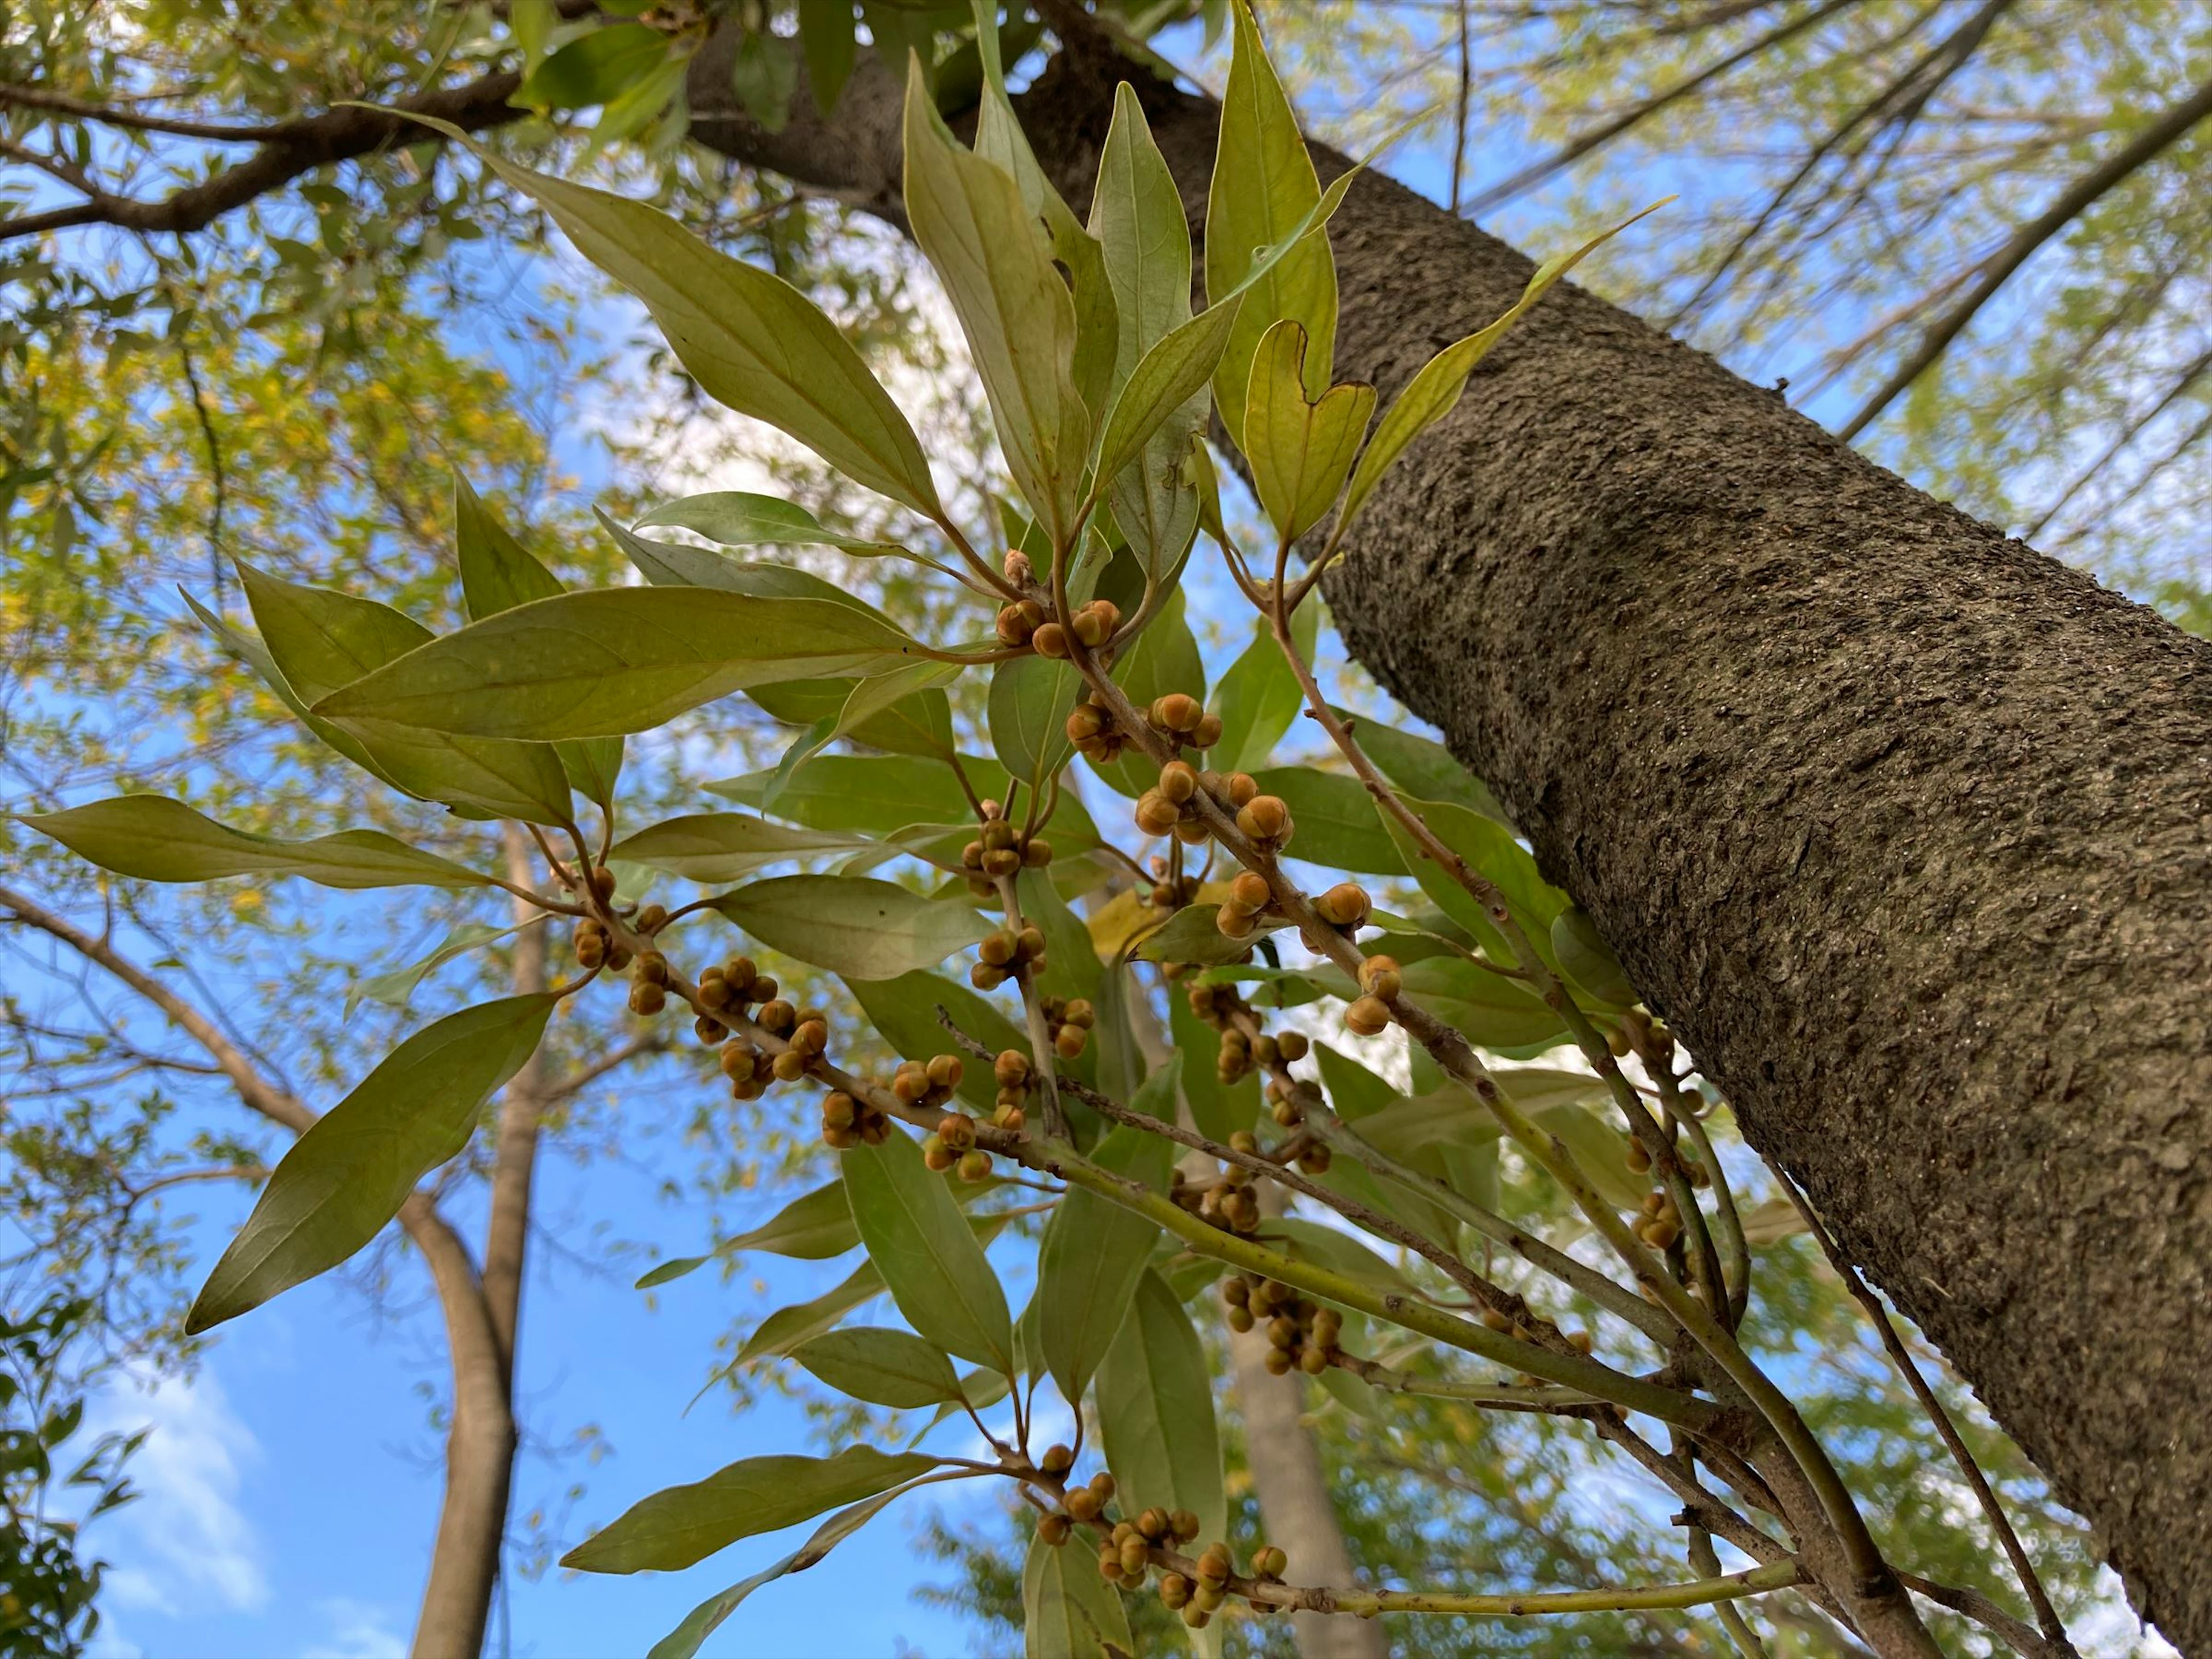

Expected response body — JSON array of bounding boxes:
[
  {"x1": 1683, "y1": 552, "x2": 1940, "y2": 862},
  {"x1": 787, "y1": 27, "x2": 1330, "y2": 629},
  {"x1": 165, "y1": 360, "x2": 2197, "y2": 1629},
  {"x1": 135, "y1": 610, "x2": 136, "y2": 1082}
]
[
  {"x1": 1172, "y1": 992, "x2": 1258, "y2": 1140},
  {"x1": 648, "y1": 1482, "x2": 912, "y2": 1659},
  {"x1": 1096, "y1": 1270, "x2": 1226, "y2": 1549},
  {"x1": 798, "y1": 0, "x2": 858, "y2": 114},
  {"x1": 737, "y1": 1259, "x2": 887, "y2": 1363},
  {"x1": 1023, "y1": 1527, "x2": 1135, "y2": 1659},
  {"x1": 400, "y1": 112, "x2": 944, "y2": 517},
  {"x1": 562, "y1": 1444, "x2": 939, "y2": 1574},
  {"x1": 1250, "y1": 766, "x2": 1406, "y2": 874},
  {"x1": 790, "y1": 1327, "x2": 965, "y2": 1408},
  {"x1": 767, "y1": 660, "x2": 965, "y2": 809},
  {"x1": 902, "y1": 55, "x2": 1089, "y2": 545},
  {"x1": 315, "y1": 588, "x2": 917, "y2": 741},
  {"x1": 1037, "y1": 1115, "x2": 1177, "y2": 1404},
  {"x1": 236, "y1": 561, "x2": 572, "y2": 824},
  {"x1": 1206, "y1": 0, "x2": 1338, "y2": 445},
  {"x1": 708, "y1": 874, "x2": 987, "y2": 979},
  {"x1": 1213, "y1": 604, "x2": 1319, "y2": 774},
  {"x1": 1335, "y1": 204, "x2": 1663, "y2": 544},
  {"x1": 603, "y1": 509, "x2": 933, "y2": 604},
  {"x1": 841, "y1": 1128, "x2": 1014, "y2": 1371},
  {"x1": 635, "y1": 1180, "x2": 863, "y2": 1289},
  {"x1": 185, "y1": 994, "x2": 558, "y2": 1333},
  {"x1": 17, "y1": 797, "x2": 488, "y2": 891},
  {"x1": 1243, "y1": 320, "x2": 1376, "y2": 544}
]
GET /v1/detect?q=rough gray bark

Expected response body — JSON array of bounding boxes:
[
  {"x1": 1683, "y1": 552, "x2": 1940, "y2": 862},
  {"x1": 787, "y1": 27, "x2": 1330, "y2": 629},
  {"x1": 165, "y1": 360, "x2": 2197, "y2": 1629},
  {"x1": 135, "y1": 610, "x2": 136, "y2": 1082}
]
[{"x1": 685, "y1": 35, "x2": 2212, "y2": 1653}]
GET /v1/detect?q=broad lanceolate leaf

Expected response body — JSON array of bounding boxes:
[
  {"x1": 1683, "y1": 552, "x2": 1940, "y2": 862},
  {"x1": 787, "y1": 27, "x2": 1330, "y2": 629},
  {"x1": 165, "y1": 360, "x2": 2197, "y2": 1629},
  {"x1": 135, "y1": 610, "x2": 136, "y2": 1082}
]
[
  {"x1": 603, "y1": 509, "x2": 925, "y2": 607},
  {"x1": 18, "y1": 797, "x2": 486, "y2": 891},
  {"x1": 1037, "y1": 1115, "x2": 1177, "y2": 1405},
  {"x1": 842, "y1": 1127, "x2": 1014, "y2": 1370},
  {"x1": 1249, "y1": 766, "x2": 1406, "y2": 874},
  {"x1": 1024, "y1": 1528, "x2": 1135, "y2": 1659},
  {"x1": 844, "y1": 971, "x2": 1033, "y2": 1111},
  {"x1": 346, "y1": 918, "x2": 539, "y2": 1017},
  {"x1": 1243, "y1": 320, "x2": 1376, "y2": 545},
  {"x1": 902, "y1": 56, "x2": 1089, "y2": 546},
  {"x1": 315, "y1": 588, "x2": 918, "y2": 741},
  {"x1": 752, "y1": 673, "x2": 956, "y2": 762},
  {"x1": 236, "y1": 561, "x2": 572, "y2": 824},
  {"x1": 1334, "y1": 205, "x2": 1662, "y2": 544},
  {"x1": 790, "y1": 1327, "x2": 964, "y2": 1408},
  {"x1": 635, "y1": 1180, "x2": 862, "y2": 1289},
  {"x1": 767, "y1": 660, "x2": 965, "y2": 808},
  {"x1": 709, "y1": 874, "x2": 986, "y2": 979},
  {"x1": 563, "y1": 1444, "x2": 938, "y2": 1574},
  {"x1": 609, "y1": 812, "x2": 871, "y2": 883},
  {"x1": 635, "y1": 491, "x2": 912, "y2": 558},
  {"x1": 1096, "y1": 1270, "x2": 1226, "y2": 1550},
  {"x1": 1173, "y1": 992, "x2": 1257, "y2": 1140},
  {"x1": 1379, "y1": 794, "x2": 1569, "y2": 959},
  {"x1": 453, "y1": 471, "x2": 626, "y2": 809},
  {"x1": 1553, "y1": 906, "x2": 1638, "y2": 1007},
  {"x1": 186, "y1": 994, "x2": 558, "y2": 1332},
  {"x1": 1338, "y1": 711, "x2": 1510, "y2": 823},
  {"x1": 988, "y1": 652, "x2": 1085, "y2": 794},
  {"x1": 1206, "y1": 0, "x2": 1338, "y2": 446},
  {"x1": 1090, "y1": 589, "x2": 1206, "y2": 797},
  {"x1": 1213, "y1": 604, "x2": 1319, "y2": 774},
  {"x1": 403, "y1": 113, "x2": 942, "y2": 517}
]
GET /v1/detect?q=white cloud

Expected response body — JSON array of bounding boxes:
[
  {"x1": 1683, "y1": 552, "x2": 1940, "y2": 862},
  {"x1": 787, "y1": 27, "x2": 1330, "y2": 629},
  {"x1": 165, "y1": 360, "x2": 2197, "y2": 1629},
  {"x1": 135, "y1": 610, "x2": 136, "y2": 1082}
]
[
  {"x1": 84, "y1": 1364, "x2": 268, "y2": 1617},
  {"x1": 302, "y1": 1596, "x2": 407, "y2": 1659}
]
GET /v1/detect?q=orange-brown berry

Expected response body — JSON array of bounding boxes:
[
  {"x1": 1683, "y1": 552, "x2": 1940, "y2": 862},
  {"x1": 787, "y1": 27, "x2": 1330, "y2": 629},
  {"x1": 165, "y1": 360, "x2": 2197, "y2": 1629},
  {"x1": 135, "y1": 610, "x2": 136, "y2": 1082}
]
[{"x1": 1344, "y1": 995, "x2": 1392, "y2": 1037}]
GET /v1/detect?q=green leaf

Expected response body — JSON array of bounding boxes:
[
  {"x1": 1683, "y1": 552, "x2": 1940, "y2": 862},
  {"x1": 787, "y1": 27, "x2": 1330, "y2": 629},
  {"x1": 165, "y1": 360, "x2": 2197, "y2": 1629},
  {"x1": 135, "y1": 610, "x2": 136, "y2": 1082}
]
[
  {"x1": 1249, "y1": 766, "x2": 1406, "y2": 874},
  {"x1": 453, "y1": 472, "x2": 624, "y2": 809},
  {"x1": 1091, "y1": 83, "x2": 1192, "y2": 400},
  {"x1": 902, "y1": 55, "x2": 1089, "y2": 545},
  {"x1": 186, "y1": 994, "x2": 558, "y2": 1332},
  {"x1": 1206, "y1": 0, "x2": 1337, "y2": 446},
  {"x1": 790, "y1": 1327, "x2": 964, "y2": 1408},
  {"x1": 1380, "y1": 794, "x2": 1569, "y2": 958},
  {"x1": 635, "y1": 1180, "x2": 863, "y2": 1289},
  {"x1": 346, "y1": 918, "x2": 540, "y2": 1017},
  {"x1": 1023, "y1": 1527, "x2": 1135, "y2": 1659},
  {"x1": 517, "y1": 22, "x2": 669, "y2": 108},
  {"x1": 1091, "y1": 587, "x2": 1206, "y2": 797},
  {"x1": 1134, "y1": 903, "x2": 1283, "y2": 967},
  {"x1": 1037, "y1": 1115, "x2": 1177, "y2": 1404},
  {"x1": 1336, "y1": 712, "x2": 1509, "y2": 822},
  {"x1": 737, "y1": 1259, "x2": 885, "y2": 1363},
  {"x1": 236, "y1": 561, "x2": 572, "y2": 824},
  {"x1": 563, "y1": 1444, "x2": 938, "y2": 1574},
  {"x1": 17, "y1": 797, "x2": 487, "y2": 891},
  {"x1": 1172, "y1": 993, "x2": 1257, "y2": 1140},
  {"x1": 752, "y1": 673, "x2": 956, "y2": 761},
  {"x1": 634, "y1": 491, "x2": 913, "y2": 558},
  {"x1": 1015, "y1": 866, "x2": 1103, "y2": 1006},
  {"x1": 610, "y1": 812, "x2": 872, "y2": 883},
  {"x1": 798, "y1": 0, "x2": 858, "y2": 114},
  {"x1": 730, "y1": 29, "x2": 798, "y2": 132},
  {"x1": 768, "y1": 660, "x2": 965, "y2": 808},
  {"x1": 1399, "y1": 954, "x2": 1563, "y2": 1050},
  {"x1": 604, "y1": 510, "x2": 931, "y2": 602},
  {"x1": 1334, "y1": 206, "x2": 1660, "y2": 543},
  {"x1": 841, "y1": 1127, "x2": 1014, "y2": 1370},
  {"x1": 1097, "y1": 1270, "x2": 1226, "y2": 1548},
  {"x1": 708, "y1": 874, "x2": 987, "y2": 979},
  {"x1": 315, "y1": 588, "x2": 917, "y2": 741},
  {"x1": 400, "y1": 112, "x2": 943, "y2": 517},
  {"x1": 988, "y1": 653, "x2": 1085, "y2": 794},
  {"x1": 845, "y1": 971, "x2": 1032, "y2": 1111},
  {"x1": 1243, "y1": 320, "x2": 1375, "y2": 544},
  {"x1": 1213, "y1": 605, "x2": 1318, "y2": 774},
  {"x1": 649, "y1": 1483, "x2": 911, "y2": 1659},
  {"x1": 711, "y1": 753, "x2": 990, "y2": 834}
]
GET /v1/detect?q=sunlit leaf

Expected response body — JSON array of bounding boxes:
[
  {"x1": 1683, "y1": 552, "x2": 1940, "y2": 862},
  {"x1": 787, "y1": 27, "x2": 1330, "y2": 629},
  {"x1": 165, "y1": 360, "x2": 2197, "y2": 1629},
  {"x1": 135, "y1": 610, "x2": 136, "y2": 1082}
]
[
  {"x1": 790, "y1": 1327, "x2": 965, "y2": 1408},
  {"x1": 17, "y1": 796, "x2": 487, "y2": 891},
  {"x1": 708, "y1": 874, "x2": 987, "y2": 979},
  {"x1": 634, "y1": 491, "x2": 914, "y2": 558},
  {"x1": 562, "y1": 1443, "x2": 938, "y2": 1574},
  {"x1": 1249, "y1": 766, "x2": 1406, "y2": 874},
  {"x1": 186, "y1": 994, "x2": 559, "y2": 1332},
  {"x1": 1243, "y1": 319, "x2": 1376, "y2": 544},
  {"x1": 988, "y1": 653, "x2": 1085, "y2": 794}
]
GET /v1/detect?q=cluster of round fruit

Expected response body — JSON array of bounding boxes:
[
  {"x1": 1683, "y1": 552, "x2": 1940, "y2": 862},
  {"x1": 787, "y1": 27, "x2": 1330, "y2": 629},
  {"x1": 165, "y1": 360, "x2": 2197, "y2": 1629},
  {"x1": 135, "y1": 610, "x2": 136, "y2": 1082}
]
[
  {"x1": 989, "y1": 1048, "x2": 1035, "y2": 1131},
  {"x1": 1173, "y1": 1137, "x2": 1266, "y2": 1233},
  {"x1": 1063, "y1": 694, "x2": 1130, "y2": 766},
  {"x1": 1038, "y1": 994, "x2": 1095, "y2": 1060},
  {"x1": 1214, "y1": 1017, "x2": 1308, "y2": 1085},
  {"x1": 971, "y1": 922, "x2": 1046, "y2": 991},
  {"x1": 1224, "y1": 1274, "x2": 1344, "y2": 1377},
  {"x1": 718, "y1": 1003, "x2": 827, "y2": 1101},
  {"x1": 921, "y1": 1110, "x2": 993, "y2": 1181},
  {"x1": 1155, "y1": 1542, "x2": 1290, "y2": 1628},
  {"x1": 959, "y1": 812, "x2": 1051, "y2": 893},
  {"x1": 1623, "y1": 1133, "x2": 1712, "y2": 1186},
  {"x1": 1133, "y1": 759, "x2": 1293, "y2": 854},
  {"x1": 1342, "y1": 955, "x2": 1402, "y2": 1037},
  {"x1": 996, "y1": 594, "x2": 1123, "y2": 659},
  {"x1": 1634, "y1": 1188, "x2": 1686, "y2": 1251},
  {"x1": 816, "y1": 1089, "x2": 892, "y2": 1149},
  {"x1": 694, "y1": 953, "x2": 779, "y2": 1034}
]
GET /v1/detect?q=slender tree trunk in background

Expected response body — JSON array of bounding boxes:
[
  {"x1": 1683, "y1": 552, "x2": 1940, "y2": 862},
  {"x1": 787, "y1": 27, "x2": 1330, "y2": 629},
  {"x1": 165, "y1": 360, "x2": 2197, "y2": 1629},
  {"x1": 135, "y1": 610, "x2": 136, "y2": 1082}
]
[
  {"x1": 686, "y1": 31, "x2": 2212, "y2": 1650},
  {"x1": 410, "y1": 828, "x2": 551, "y2": 1658},
  {"x1": 1229, "y1": 1323, "x2": 1391, "y2": 1659}
]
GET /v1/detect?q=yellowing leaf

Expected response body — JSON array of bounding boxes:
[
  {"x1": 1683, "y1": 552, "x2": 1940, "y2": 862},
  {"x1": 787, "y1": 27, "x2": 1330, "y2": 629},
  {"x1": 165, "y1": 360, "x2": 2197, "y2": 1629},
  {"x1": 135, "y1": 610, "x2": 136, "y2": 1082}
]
[{"x1": 1244, "y1": 320, "x2": 1376, "y2": 544}]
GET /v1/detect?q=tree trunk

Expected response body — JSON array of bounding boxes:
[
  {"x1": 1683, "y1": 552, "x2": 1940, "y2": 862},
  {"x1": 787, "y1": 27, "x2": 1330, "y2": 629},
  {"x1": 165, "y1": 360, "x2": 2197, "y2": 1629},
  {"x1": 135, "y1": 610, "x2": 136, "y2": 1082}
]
[{"x1": 685, "y1": 33, "x2": 2211, "y2": 1652}]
